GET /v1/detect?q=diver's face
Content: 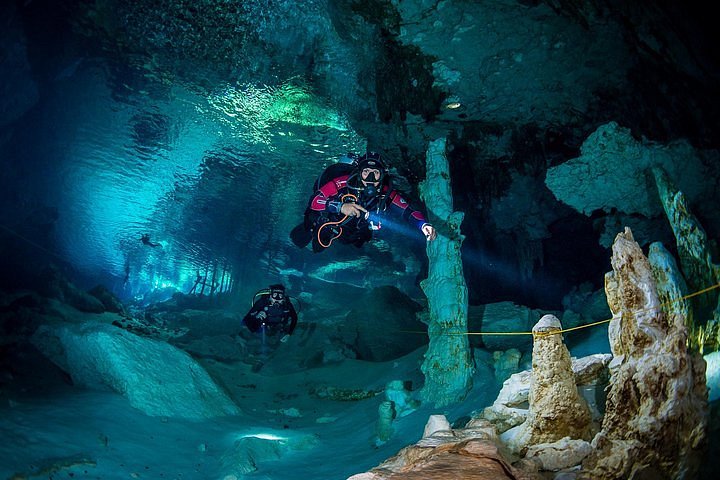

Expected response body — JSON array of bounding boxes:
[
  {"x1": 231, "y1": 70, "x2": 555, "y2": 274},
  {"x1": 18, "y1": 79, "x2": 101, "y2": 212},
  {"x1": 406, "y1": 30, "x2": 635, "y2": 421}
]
[
  {"x1": 361, "y1": 168, "x2": 381, "y2": 188},
  {"x1": 270, "y1": 291, "x2": 285, "y2": 304}
]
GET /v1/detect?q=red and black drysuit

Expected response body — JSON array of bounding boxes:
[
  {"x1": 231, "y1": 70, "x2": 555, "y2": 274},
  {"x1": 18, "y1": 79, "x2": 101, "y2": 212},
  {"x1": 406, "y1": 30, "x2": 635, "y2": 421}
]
[{"x1": 305, "y1": 172, "x2": 429, "y2": 252}]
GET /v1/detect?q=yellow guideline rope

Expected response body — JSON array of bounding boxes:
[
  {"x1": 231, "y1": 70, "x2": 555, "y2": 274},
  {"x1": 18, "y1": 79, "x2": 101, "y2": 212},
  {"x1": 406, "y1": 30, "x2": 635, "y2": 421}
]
[{"x1": 402, "y1": 282, "x2": 720, "y2": 339}]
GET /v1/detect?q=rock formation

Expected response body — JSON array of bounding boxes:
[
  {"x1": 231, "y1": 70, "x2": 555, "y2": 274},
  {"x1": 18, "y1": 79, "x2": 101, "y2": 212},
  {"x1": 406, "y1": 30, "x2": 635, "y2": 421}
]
[
  {"x1": 652, "y1": 166, "x2": 720, "y2": 325},
  {"x1": 492, "y1": 348, "x2": 521, "y2": 385},
  {"x1": 32, "y1": 322, "x2": 239, "y2": 419},
  {"x1": 581, "y1": 228, "x2": 708, "y2": 479},
  {"x1": 502, "y1": 315, "x2": 593, "y2": 454},
  {"x1": 648, "y1": 241, "x2": 691, "y2": 329},
  {"x1": 419, "y1": 138, "x2": 473, "y2": 407},
  {"x1": 348, "y1": 415, "x2": 540, "y2": 480},
  {"x1": 384, "y1": 380, "x2": 419, "y2": 419},
  {"x1": 348, "y1": 229, "x2": 709, "y2": 479},
  {"x1": 423, "y1": 225, "x2": 710, "y2": 477},
  {"x1": 481, "y1": 353, "x2": 610, "y2": 435},
  {"x1": 375, "y1": 401, "x2": 395, "y2": 444}
]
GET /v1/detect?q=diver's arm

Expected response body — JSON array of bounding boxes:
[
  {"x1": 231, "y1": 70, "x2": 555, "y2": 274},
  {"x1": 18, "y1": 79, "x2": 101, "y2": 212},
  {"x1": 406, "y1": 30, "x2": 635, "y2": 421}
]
[
  {"x1": 310, "y1": 175, "x2": 350, "y2": 213},
  {"x1": 387, "y1": 190, "x2": 435, "y2": 240}
]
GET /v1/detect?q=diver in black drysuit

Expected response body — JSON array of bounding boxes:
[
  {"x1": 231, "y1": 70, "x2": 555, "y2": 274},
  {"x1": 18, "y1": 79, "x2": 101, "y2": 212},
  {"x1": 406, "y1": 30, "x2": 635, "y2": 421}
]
[{"x1": 242, "y1": 284, "x2": 297, "y2": 341}]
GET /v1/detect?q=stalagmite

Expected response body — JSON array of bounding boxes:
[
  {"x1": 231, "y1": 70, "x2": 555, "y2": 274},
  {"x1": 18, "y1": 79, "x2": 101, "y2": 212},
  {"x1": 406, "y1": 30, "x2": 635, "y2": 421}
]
[
  {"x1": 503, "y1": 314, "x2": 592, "y2": 454},
  {"x1": 418, "y1": 137, "x2": 473, "y2": 407},
  {"x1": 375, "y1": 401, "x2": 395, "y2": 444},
  {"x1": 581, "y1": 228, "x2": 708, "y2": 480}
]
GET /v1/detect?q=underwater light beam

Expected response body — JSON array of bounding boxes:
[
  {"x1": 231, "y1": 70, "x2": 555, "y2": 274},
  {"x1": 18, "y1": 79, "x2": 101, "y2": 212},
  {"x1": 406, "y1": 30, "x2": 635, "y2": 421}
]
[{"x1": 366, "y1": 212, "x2": 426, "y2": 242}]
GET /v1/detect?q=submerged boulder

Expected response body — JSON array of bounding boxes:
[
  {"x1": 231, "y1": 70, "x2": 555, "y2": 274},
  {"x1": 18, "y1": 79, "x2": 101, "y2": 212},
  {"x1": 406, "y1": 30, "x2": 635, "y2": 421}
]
[
  {"x1": 346, "y1": 286, "x2": 426, "y2": 361},
  {"x1": 88, "y1": 285, "x2": 126, "y2": 314},
  {"x1": 32, "y1": 322, "x2": 239, "y2": 419},
  {"x1": 349, "y1": 415, "x2": 540, "y2": 480},
  {"x1": 37, "y1": 266, "x2": 105, "y2": 314}
]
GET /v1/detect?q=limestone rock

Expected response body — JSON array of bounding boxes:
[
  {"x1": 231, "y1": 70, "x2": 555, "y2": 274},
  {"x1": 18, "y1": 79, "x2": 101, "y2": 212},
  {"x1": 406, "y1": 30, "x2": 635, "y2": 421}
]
[
  {"x1": 88, "y1": 285, "x2": 126, "y2": 314},
  {"x1": 349, "y1": 439, "x2": 538, "y2": 479},
  {"x1": 419, "y1": 137, "x2": 473, "y2": 407},
  {"x1": 422, "y1": 414, "x2": 452, "y2": 439},
  {"x1": 652, "y1": 166, "x2": 720, "y2": 322},
  {"x1": 220, "y1": 431, "x2": 318, "y2": 478},
  {"x1": 648, "y1": 241, "x2": 690, "y2": 329},
  {"x1": 546, "y1": 122, "x2": 719, "y2": 220},
  {"x1": 384, "y1": 380, "x2": 419, "y2": 418},
  {"x1": 492, "y1": 348, "x2": 521, "y2": 384},
  {"x1": 597, "y1": 212, "x2": 675, "y2": 249},
  {"x1": 310, "y1": 385, "x2": 380, "y2": 401},
  {"x1": 503, "y1": 315, "x2": 592, "y2": 454},
  {"x1": 525, "y1": 437, "x2": 592, "y2": 472},
  {"x1": 571, "y1": 354, "x2": 612, "y2": 385},
  {"x1": 481, "y1": 353, "x2": 610, "y2": 434},
  {"x1": 393, "y1": 0, "x2": 630, "y2": 129},
  {"x1": 375, "y1": 401, "x2": 395, "y2": 444},
  {"x1": 561, "y1": 283, "x2": 611, "y2": 327},
  {"x1": 38, "y1": 266, "x2": 105, "y2": 314},
  {"x1": 481, "y1": 369, "x2": 532, "y2": 433},
  {"x1": 475, "y1": 301, "x2": 535, "y2": 350},
  {"x1": 32, "y1": 322, "x2": 239, "y2": 418},
  {"x1": 349, "y1": 415, "x2": 540, "y2": 480},
  {"x1": 581, "y1": 227, "x2": 708, "y2": 480},
  {"x1": 346, "y1": 286, "x2": 426, "y2": 361},
  {"x1": 494, "y1": 369, "x2": 533, "y2": 408}
]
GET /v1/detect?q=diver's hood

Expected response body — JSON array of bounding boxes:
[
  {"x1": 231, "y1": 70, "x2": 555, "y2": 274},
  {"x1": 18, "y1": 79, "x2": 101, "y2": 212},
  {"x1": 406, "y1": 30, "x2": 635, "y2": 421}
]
[{"x1": 356, "y1": 158, "x2": 383, "y2": 171}]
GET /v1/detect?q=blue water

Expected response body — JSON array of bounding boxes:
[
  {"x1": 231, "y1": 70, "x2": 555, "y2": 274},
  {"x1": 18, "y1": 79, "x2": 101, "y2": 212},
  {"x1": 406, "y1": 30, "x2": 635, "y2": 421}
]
[{"x1": 2, "y1": 62, "x2": 366, "y2": 300}]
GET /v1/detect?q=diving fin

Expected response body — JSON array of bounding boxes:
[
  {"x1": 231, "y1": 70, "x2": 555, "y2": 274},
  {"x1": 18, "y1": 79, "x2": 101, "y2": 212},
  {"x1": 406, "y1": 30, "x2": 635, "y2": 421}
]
[{"x1": 290, "y1": 223, "x2": 313, "y2": 248}]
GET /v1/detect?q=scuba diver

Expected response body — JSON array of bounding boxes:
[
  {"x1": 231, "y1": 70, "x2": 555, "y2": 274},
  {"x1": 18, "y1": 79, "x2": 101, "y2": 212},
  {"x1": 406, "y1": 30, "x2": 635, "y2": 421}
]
[
  {"x1": 242, "y1": 284, "x2": 297, "y2": 343},
  {"x1": 141, "y1": 233, "x2": 162, "y2": 247},
  {"x1": 290, "y1": 151, "x2": 437, "y2": 253}
]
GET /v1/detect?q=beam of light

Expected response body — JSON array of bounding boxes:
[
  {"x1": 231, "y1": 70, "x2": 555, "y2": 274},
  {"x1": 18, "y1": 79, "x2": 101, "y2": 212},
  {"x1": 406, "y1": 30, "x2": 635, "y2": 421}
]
[
  {"x1": 366, "y1": 212, "x2": 425, "y2": 241},
  {"x1": 237, "y1": 433, "x2": 287, "y2": 442},
  {"x1": 368, "y1": 207, "x2": 522, "y2": 286},
  {"x1": 461, "y1": 242, "x2": 520, "y2": 285}
]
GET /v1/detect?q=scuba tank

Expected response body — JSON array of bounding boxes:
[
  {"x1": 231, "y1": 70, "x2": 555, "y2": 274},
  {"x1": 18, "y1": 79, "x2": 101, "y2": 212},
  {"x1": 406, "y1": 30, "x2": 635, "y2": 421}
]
[{"x1": 313, "y1": 152, "x2": 359, "y2": 191}]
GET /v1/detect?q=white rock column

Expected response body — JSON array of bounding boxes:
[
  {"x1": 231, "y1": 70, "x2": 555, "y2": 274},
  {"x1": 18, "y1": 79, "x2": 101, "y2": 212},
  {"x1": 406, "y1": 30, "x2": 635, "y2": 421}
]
[
  {"x1": 419, "y1": 137, "x2": 473, "y2": 407},
  {"x1": 504, "y1": 314, "x2": 592, "y2": 454}
]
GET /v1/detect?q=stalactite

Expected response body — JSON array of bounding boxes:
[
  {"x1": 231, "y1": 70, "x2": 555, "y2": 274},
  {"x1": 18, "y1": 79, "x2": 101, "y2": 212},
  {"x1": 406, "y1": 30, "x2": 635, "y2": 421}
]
[
  {"x1": 209, "y1": 261, "x2": 218, "y2": 296},
  {"x1": 418, "y1": 138, "x2": 474, "y2": 407},
  {"x1": 652, "y1": 166, "x2": 720, "y2": 325},
  {"x1": 199, "y1": 266, "x2": 208, "y2": 296},
  {"x1": 516, "y1": 232, "x2": 543, "y2": 282},
  {"x1": 218, "y1": 263, "x2": 226, "y2": 294}
]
